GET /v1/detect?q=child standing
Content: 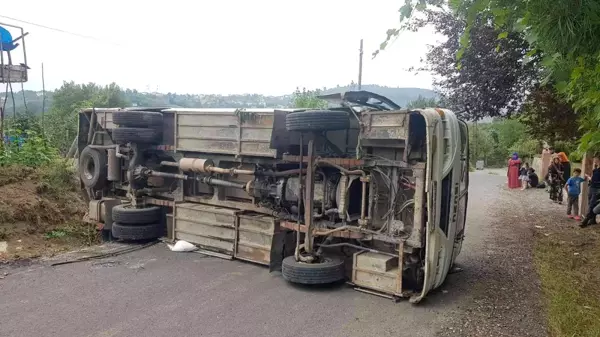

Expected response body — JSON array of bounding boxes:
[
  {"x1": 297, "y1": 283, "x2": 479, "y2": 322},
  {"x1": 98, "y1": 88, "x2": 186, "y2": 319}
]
[
  {"x1": 564, "y1": 168, "x2": 585, "y2": 221},
  {"x1": 519, "y1": 163, "x2": 530, "y2": 190}
]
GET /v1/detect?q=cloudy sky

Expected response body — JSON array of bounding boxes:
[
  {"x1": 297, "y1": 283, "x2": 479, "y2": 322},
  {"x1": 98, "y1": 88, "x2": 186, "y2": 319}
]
[{"x1": 2, "y1": 0, "x2": 439, "y2": 95}]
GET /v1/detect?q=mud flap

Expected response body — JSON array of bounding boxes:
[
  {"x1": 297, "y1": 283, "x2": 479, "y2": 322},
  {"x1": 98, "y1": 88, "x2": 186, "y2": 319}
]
[
  {"x1": 270, "y1": 230, "x2": 297, "y2": 272},
  {"x1": 268, "y1": 231, "x2": 285, "y2": 272}
]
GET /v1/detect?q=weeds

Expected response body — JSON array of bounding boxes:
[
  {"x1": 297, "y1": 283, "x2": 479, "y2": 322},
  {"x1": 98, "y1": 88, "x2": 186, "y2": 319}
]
[
  {"x1": 35, "y1": 159, "x2": 78, "y2": 197},
  {"x1": 0, "y1": 129, "x2": 58, "y2": 167},
  {"x1": 44, "y1": 222, "x2": 99, "y2": 246},
  {"x1": 44, "y1": 230, "x2": 67, "y2": 239}
]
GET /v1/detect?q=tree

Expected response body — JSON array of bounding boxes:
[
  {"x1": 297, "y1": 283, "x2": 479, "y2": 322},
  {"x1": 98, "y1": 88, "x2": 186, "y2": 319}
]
[
  {"x1": 469, "y1": 119, "x2": 536, "y2": 167},
  {"x1": 291, "y1": 88, "x2": 328, "y2": 109},
  {"x1": 469, "y1": 123, "x2": 494, "y2": 164},
  {"x1": 517, "y1": 85, "x2": 580, "y2": 144},
  {"x1": 46, "y1": 82, "x2": 128, "y2": 153},
  {"x1": 388, "y1": 8, "x2": 539, "y2": 121},
  {"x1": 377, "y1": 1, "x2": 581, "y2": 151},
  {"x1": 439, "y1": 0, "x2": 600, "y2": 152},
  {"x1": 406, "y1": 95, "x2": 439, "y2": 109}
]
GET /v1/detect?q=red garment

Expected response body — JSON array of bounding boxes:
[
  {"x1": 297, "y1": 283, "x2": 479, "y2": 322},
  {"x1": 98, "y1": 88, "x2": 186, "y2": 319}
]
[{"x1": 507, "y1": 158, "x2": 521, "y2": 189}]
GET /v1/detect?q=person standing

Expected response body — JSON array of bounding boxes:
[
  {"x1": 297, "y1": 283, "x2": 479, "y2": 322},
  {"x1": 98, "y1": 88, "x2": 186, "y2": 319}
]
[
  {"x1": 507, "y1": 152, "x2": 521, "y2": 189},
  {"x1": 548, "y1": 156, "x2": 565, "y2": 203},
  {"x1": 564, "y1": 168, "x2": 585, "y2": 221},
  {"x1": 581, "y1": 156, "x2": 600, "y2": 227},
  {"x1": 557, "y1": 152, "x2": 571, "y2": 184}
]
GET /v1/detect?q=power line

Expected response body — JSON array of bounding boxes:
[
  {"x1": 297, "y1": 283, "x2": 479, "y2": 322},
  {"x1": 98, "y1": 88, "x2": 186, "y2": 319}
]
[{"x1": 0, "y1": 14, "x2": 123, "y2": 47}]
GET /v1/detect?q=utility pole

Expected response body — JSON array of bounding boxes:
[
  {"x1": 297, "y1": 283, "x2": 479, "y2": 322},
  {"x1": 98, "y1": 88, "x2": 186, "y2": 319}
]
[
  {"x1": 0, "y1": 103, "x2": 3, "y2": 146},
  {"x1": 41, "y1": 62, "x2": 46, "y2": 134},
  {"x1": 358, "y1": 39, "x2": 363, "y2": 90}
]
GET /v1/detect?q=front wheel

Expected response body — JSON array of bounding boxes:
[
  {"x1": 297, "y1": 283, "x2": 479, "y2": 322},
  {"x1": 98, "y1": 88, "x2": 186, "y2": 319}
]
[{"x1": 281, "y1": 256, "x2": 345, "y2": 284}]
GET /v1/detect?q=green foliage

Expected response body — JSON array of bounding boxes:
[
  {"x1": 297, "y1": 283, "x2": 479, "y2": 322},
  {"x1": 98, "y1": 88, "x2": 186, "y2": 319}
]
[
  {"x1": 518, "y1": 85, "x2": 580, "y2": 144},
  {"x1": 45, "y1": 81, "x2": 128, "y2": 154},
  {"x1": 509, "y1": 138, "x2": 540, "y2": 161},
  {"x1": 0, "y1": 128, "x2": 58, "y2": 167},
  {"x1": 469, "y1": 123, "x2": 494, "y2": 163},
  {"x1": 469, "y1": 119, "x2": 538, "y2": 167},
  {"x1": 406, "y1": 95, "x2": 439, "y2": 109},
  {"x1": 378, "y1": 2, "x2": 538, "y2": 120},
  {"x1": 44, "y1": 230, "x2": 67, "y2": 239},
  {"x1": 379, "y1": 0, "x2": 593, "y2": 158},
  {"x1": 447, "y1": 0, "x2": 600, "y2": 153},
  {"x1": 36, "y1": 159, "x2": 77, "y2": 196},
  {"x1": 291, "y1": 88, "x2": 328, "y2": 109}
]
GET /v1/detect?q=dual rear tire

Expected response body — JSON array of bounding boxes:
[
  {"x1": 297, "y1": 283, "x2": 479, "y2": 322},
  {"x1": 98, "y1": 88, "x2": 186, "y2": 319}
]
[{"x1": 111, "y1": 204, "x2": 164, "y2": 241}]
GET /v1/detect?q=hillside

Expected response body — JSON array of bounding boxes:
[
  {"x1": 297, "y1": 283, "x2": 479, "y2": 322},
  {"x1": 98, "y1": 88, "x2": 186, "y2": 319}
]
[{"x1": 1, "y1": 84, "x2": 436, "y2": 115}]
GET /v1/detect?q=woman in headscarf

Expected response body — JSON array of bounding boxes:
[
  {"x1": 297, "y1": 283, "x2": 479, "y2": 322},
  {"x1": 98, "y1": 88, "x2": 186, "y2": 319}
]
[
  {"x1": 557, "y1": 152, "x2": 571, "y2": 183},
  {"x1": 548, "y1": 155, "x2": 565, "y2": 203},
  {"x1": 507, "y1": 152, "x2": 521, "y2": 189}
]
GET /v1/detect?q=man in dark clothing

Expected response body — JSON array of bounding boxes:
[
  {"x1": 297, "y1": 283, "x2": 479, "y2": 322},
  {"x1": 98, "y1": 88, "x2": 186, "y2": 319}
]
[{"x1": 581, "y1": 156, "x2": 600, "y2": 227}]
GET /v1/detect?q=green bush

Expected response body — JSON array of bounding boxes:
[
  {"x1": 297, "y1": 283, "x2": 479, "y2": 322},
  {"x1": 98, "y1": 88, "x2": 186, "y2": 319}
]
[
  {"x1": 0, "y1": 128, "x2": 59, "y2": 167},
  {"x1": 35, "y1": 159, "x2": 78, "y2": 197}
]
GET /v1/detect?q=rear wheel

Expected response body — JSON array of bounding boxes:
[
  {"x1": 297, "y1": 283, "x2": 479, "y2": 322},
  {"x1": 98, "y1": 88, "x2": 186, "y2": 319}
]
[
  {"x1": 113, "y1": 111, "x2": 163, "y2": 128},
  {"x1": 112, "y1": 204, "x2": 162, "y2": 225},
  {"x1": 111, "y1": 222, "x2": 163, "y2": 241},
  {"x1": 112, "y1": 127, "x2": 162, "y2": 144},
  {"x1": 281, "y1": 256, "x2": 345, "y2": 284}
]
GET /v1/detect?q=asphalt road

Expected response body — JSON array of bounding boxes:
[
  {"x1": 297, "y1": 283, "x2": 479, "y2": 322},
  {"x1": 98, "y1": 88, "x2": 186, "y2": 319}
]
[{"x1": 0, "y1": 171, "x2": 504, "y2": 337}]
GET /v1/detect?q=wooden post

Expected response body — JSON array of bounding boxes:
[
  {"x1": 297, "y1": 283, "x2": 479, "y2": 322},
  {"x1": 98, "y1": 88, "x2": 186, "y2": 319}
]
[
  {"x1": 41, "y1": 62, "x2": 46, "y2": 135},
  {"x1": 580, "y1": 152, "x2": 594, "y2": 217}
]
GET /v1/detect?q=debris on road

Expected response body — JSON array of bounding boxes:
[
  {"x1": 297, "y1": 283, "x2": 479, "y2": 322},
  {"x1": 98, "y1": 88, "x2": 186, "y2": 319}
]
[{"x1": 166, "y1": 240, "x2": 198, "y2": 252}]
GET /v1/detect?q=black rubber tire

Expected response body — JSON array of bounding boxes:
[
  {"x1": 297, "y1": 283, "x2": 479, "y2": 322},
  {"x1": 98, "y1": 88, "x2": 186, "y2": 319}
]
[
  {"x1": 285, "y1": 110, "x2": 350, "y2": 132},
  {"x1": 79, "y1": 146, "x2": 108, "y2": 189},
  {"x1": 281, "y1": 256, "x2": 345, "y2": 284},
  {"x1": 113, "y1": 111, "x2": 163, "y2": 128},
  {"x1": 112, "y1": 204, "x2": 162, "y2": 225},
  {"x1": 112, "y1": 127, "x2": 162, "y2": 144},
  {"x1": 111, "y1": 222, "x2": 163, "y2": 241}
]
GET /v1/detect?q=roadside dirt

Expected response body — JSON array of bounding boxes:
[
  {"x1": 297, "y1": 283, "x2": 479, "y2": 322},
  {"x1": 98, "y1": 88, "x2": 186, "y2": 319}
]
[
  {"x1": 0, "y1": 165, "x2": 94, "y2": 262},
  {"x1": 438, "y1": 175, "x2": 547, "y2": 337}
]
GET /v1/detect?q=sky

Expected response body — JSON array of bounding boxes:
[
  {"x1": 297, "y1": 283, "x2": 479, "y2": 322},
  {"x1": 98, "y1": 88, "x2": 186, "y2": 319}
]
[{"x1": 2, "y1": 0, "x2": 440, "y2": 95}]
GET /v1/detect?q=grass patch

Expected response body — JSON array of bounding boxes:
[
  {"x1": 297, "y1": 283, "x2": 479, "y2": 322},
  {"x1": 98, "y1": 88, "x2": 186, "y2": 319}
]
[
  {"x1": 44, "y1": 222, "x2": 99, "y2": 245},
  {"x1": 44, "y1": 230, "x2": 68, "y2": 239},
  {"x1": 534, "y1": 228, "x2": 600, "y2": 337}
]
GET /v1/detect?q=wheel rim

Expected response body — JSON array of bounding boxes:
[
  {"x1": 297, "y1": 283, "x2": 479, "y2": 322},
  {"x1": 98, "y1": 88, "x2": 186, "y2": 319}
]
[{"x1": 83, "y1": 157, "x2": 95, "y2": 180}]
